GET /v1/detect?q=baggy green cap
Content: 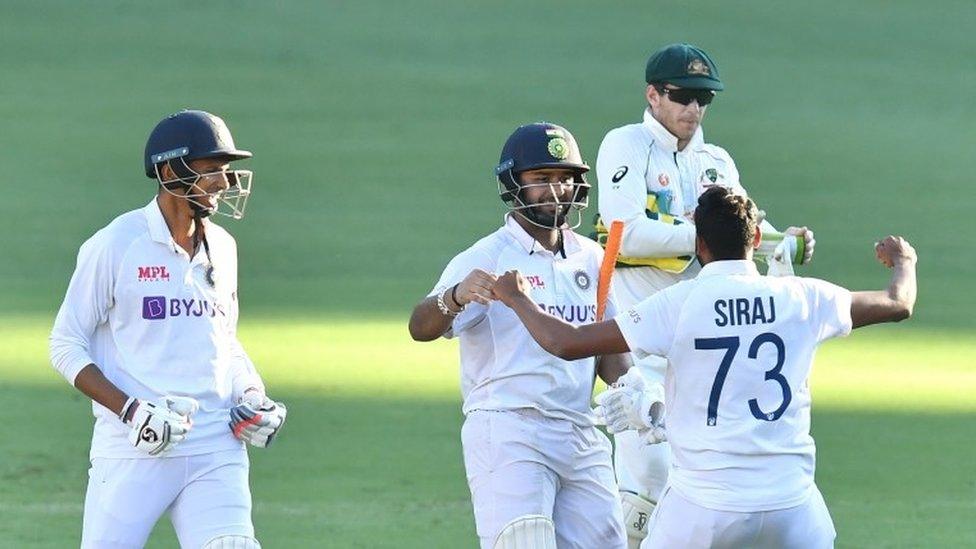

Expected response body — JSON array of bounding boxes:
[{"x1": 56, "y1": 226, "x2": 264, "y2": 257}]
[{"x1": 645, "y1": 43, "x2": 724, "y2": 91}]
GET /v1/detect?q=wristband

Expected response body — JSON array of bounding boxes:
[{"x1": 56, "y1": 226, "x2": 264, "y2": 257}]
[
  {"x1": 119, "y1": 396, "x2": 137, "y2": 423},
  {"x1": 437, "y1": 287, "x2": 462, "y2": 317}
]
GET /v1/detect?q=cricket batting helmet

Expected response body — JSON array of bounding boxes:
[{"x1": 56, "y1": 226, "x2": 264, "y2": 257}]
[
  {"x1": 144, "y1": 110, "x2": 253, "y2": 219},
  {"x1": 495, "y1": 122, "x2": 590, "y2": 229}
]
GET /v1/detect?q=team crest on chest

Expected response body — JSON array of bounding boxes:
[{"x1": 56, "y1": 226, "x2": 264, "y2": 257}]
[
  {"x1": 658, "y1": 173, "x2": 670, "y2": 187},
  {"x1": 573, "y1": 269, "x2": 591, "y2": 290}
]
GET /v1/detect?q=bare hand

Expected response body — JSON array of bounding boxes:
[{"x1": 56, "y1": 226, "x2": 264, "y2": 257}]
[
  {"x1": 875, "y1": 236, "x2": 917, "y2": 268},
  {"x1": 491, "y1": 270, "x2": 532, "y2": 305},
  {"x1": 455, "y1": 269, "x2": 497, "y2": 306},
  {"x1": 785, "y1": 226, "x2": 816, "y2": 264}
]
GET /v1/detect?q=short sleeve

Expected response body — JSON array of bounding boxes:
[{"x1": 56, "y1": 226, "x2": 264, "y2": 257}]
[
  {"x1": 800, "y1": 278, "x2": 853, "y2": 343},
  {"x1": 427, "y1": 247, "x2": 496, "y2": 338},
  {"x1": 612, "y1": 290, "x2": 677, "y2": 359}
]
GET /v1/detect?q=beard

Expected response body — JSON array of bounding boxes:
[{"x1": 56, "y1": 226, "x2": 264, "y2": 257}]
[{"x1": 524, "y1": 203, "x2": 570, "y2": 228}]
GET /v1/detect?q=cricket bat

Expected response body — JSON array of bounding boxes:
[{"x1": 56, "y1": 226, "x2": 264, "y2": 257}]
[{"x1": 596, "y1": 220, "x2": 623, "y2": 321}]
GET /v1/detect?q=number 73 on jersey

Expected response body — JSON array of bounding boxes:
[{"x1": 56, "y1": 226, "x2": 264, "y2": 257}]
[{"x1": 695, "y1": 333, "x2": 791, "y2": 426}]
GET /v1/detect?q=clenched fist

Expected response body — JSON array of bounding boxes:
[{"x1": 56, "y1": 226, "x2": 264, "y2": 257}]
[
  {"x1": 490, "y1": 270, "x2": 532, "y2": 306},
  {"x1": 875, "y1": 236, "x2": 916, "y2": 268}
]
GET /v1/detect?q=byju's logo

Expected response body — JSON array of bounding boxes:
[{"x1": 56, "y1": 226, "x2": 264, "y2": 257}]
[
  {"x1": 138, "y1": 266, "x2": 170, "y2": 282},
  {"x1": 143, "y1": 296, "x2": 167, "y2": 320},
  {"x1": 141, "y1": 296, "x2": 226, "y2": 320}
]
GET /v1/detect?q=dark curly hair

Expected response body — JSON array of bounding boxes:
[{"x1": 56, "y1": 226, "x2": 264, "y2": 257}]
[{"x1": 693, "y1": 186, "x2": 759, "y2": 260}]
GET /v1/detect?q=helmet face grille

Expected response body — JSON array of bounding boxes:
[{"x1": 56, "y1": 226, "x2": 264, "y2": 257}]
[
  {"x1": 154, "y1": 158, "x2": 253, "y2": 220},
  {"x1": 496, "y1": 172, "x2": 590, "y2": 230}
]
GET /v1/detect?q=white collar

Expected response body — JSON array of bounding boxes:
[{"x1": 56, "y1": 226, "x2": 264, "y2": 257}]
[
  {"x1": 503, "y1": 214, "x2": 582, "y2": 257},
  {"x1": 143, "y1": 197, "x2": 173, "y2": 245},
  {"x1": 697, "y1": 259, "x2": 759, "y2": 278},
  {"x1": 642, "y1": 108, "x2": 704, "y2": 154}
]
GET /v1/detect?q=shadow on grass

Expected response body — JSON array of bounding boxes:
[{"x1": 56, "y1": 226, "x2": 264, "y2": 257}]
[{"x1": 3, "y1": 384, "x2": 974, "y2": 548}]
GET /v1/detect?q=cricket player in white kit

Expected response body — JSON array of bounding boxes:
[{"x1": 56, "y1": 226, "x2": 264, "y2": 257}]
[
  {"x1": 409, "y1": 123, "x2": 631, "y2": 549},
  {"x1": 593, "y1": 43, "x2": 817, "y2": 546},
  {"x1": 493, "y1": 186, "x2": 918, "y2": 548},
  {"x1": 49, "y1": 110, "x2": 287, "y2": 548}
]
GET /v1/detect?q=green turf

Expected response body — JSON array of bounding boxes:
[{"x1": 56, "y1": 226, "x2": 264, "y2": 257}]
[{"x1": 1, "y1": 0, "x2": 974, "y2": 546}]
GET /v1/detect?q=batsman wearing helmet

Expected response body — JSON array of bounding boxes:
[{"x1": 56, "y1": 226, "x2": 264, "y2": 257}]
[
  {"x1": 592, "y1": 43, "x2": 818, "y2": 548},
  {"x1": 409, "y1": 123, "x2": 632, "y2": 548},
  {"x1": 50, "y1": 110, "x2": 286, "y2": 548}
]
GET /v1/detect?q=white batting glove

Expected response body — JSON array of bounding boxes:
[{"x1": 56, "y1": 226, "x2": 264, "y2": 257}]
[
  {"x1": 230, "y1": 391, "x2": 287, "y2": 448},
  {"x1": 126, "y1": 396, "x2": 198, "y2": 456},
  {"x1": 785, "y1": 226, "x2": 816, "y2": 264},
  {"x1": 594, "y1": 369, "x2": 665, "y2": 435}
]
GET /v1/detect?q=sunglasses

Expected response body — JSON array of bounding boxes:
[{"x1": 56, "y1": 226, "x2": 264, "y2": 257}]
[{"x1": 656, "y1": 86, "x2": 715, "y2": 106}]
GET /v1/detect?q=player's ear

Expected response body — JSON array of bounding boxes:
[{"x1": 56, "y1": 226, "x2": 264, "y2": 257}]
[
  {"x1": 157, "y1": 162, "x2": 173, "y2": 182},
  {"x1": 752, "y1": 226, "x2": 762, "y2": 249},
  {"x1": 645, "y1": 85, "x2": 659, "y2": 109},
  {"x1": 695, "y1": 234, "x2": 712, "y2": 265}
]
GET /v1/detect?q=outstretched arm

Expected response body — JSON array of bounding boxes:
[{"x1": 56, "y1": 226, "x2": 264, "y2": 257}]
[
  {"x1": 491, "y1": 270, "x2": 631, "y2": 360},
  {"x1": 851, "y1": 236, "x2": 917, "y2": 329}
]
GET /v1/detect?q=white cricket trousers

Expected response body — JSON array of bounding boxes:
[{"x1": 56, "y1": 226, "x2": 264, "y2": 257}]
[
  {"x1": 613, "y1": 354, "x2": 670, "y2": 502},
  {"x1": 643, "y1": 485, "x2": 836, "y2": 549},
  {"x1": 81, "y1": 449, "x2": 253, "y2": 548},
  {"x1": 462, "y1": 409, "x2": 627, "y2": 549},
  {"x1": 611, "y1": 268, "x2": 675, "y2": 503}
]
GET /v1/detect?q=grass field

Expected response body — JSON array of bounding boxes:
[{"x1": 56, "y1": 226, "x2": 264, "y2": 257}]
[{"x1": 1, "y1": 0, "x2": 974, "y2": 547}]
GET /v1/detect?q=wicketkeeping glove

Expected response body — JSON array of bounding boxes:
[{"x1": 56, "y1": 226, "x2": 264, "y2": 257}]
[
  {"x1": 230, "y1": 392, "x2": 287, "y2": 448},
  {"x1": 126, "y1": 396, "x2": 199, "y2": 456}
]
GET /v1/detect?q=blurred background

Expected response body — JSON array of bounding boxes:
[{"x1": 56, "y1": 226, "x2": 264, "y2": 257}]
[{"x1": 1, "y1": 0, "x2": 973, "y2": 546}]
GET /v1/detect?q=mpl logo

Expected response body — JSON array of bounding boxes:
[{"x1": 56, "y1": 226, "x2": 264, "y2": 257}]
[
  {"x1": 525, "y1": 275, "x2": 546, "y2": 290},
  {"x1": 138, "y1": 265, "x2": 170, "y2": 282}
]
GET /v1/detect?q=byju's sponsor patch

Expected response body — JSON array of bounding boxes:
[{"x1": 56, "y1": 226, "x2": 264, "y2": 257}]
[{"x1": 141, "y1": 296, "x2": 226, "y2": 320}]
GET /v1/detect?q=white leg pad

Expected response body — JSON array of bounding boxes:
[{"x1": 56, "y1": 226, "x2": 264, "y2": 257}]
[
  {"x1": 493, "y1": 515, "x2": 557, "y2": 549},
  {"x1": 620, "y1": 491, "x2": 655, "y2": 549},
  {"x1": 202, "y1": 535, "x2": 262, "y2": 549}
]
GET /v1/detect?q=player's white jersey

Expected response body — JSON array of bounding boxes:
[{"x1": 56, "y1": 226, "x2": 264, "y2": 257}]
[
  {"x1": 430, "y1": 215, "x2": 614, "y2": 427},
  {"x1": 50, "y1": 199, "x2": 262, "y2": 458},
  {"x1": 614, "y1": 260, "x2": 852, "y2": 512},
  {"x1": 597, "y1": 109, "x2": 745, "y2": 298}
]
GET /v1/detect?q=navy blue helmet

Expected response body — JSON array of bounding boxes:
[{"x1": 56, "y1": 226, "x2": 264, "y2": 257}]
[
  {"x1": 144, "y1": 110, "x2": 251, "y2": 178},
  {"x1": 495, "y1": 122, "x2": 590, "y2": 228}
]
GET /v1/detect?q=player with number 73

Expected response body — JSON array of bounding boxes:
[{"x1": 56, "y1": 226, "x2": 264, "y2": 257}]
[{"x1": 492, "y1": 187, "x2": 917, "y2": 548}]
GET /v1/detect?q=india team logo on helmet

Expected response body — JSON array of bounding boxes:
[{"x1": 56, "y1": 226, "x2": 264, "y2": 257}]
[{"x1": 547, "y1": 137, "x2": 569, "y2": 160}]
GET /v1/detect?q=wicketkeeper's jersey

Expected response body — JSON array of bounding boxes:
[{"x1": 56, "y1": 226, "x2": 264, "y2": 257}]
[
  {"x1": 596, "y1": 110, "x2": 746, "y2": 307},
  {"x1": 614, "y1": 260, "x2": 852, "y2": 512},
  {"x1": 50, "y1": 199, "x2": 263, "y2": 459},
  {"x1": 430, "y1": 215, "x2": 616, "y2": 427}
]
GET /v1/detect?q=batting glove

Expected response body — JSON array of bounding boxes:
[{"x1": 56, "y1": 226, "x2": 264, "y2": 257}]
[
  {"x1": 785, "y1": 226, "x2": 816, "y2": 264},
  {"x1": 126, "y1": 396, "x2": 198, "y2": 456},
  {"x1": 594, "y1": 369, "x2": 665, "y2": 436},
  {"x1": 230, "y1": 391, "x2": 287, "y2": 448}
]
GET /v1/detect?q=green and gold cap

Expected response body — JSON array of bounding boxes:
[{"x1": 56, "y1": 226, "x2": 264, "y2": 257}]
[{"x1": 645, "y1": 43, "x2": 724, "y2": 91}]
